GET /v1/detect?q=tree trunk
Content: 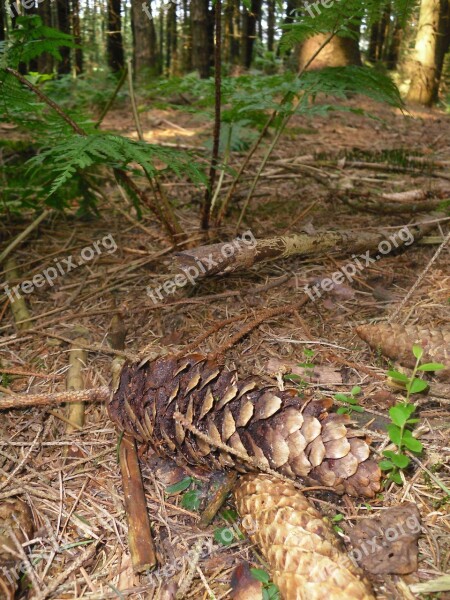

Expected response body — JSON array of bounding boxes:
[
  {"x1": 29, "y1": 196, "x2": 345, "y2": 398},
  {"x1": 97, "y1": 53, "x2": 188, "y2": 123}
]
[
  {"x1": 267, "y1": 0, "x2": 275, "y2": 51},
  {"x1": 407, "y1": 0, "x2": 442, "y2": 105},
  {"x1": 224, "y1": 0, "x2": 240, "y2": 64},
  {"x1": 37, "y1": 0, "x2": 54, "y2": 73},
  {"x1": 56, "y1": 0, "x2": 71, "y2": 75},
  {"x1": 166, "y1": 0, "x2": 178, "y2": 75},
  {"x1": 181, "y1": 0, "x2": 192, "y2": 72},
  {"x1": 0, "y1": 2, "x2": 4, "y2": 42},
  {"x1": 434, "y1": 0, "x2": 450, "y2": 100},
  {"x1": 298, "y1": 32, "x2": 362, "y2": 71},
  {"x1": 107, "y1": 0, "x2": 125, "y2": 73},
  {"x1": 386, "y1": 18, "x2": 403, "y2": 69},
  {"x1": 131, "y1": 0, "x2": 160, "y2": 78},
  {"x1": 72, "y1": 0, "x2": 83, "y2": 74},
  {"x1": 191, "y1": 0, "x2": 210, "y2": 78},
  {"x1": 241, "y1": 0, "x2": 262, "y2": 68},
  {"x1": 367, "y1": 5, "x2": 390, "y2": 63}
]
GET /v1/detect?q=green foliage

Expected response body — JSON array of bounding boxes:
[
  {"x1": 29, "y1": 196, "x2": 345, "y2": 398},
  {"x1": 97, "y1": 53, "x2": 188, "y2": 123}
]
[
  {"x1": 280, "y1": 0, "x2": 418, "y2": 52},
  {"x1": 381, "y1": 346, "x2": 444, "y2": 485},
  {"x1": 335, "y1": 386, "x2": 364, "y2": 415},
  {"x1": 165, "y1": 476, "x2": 202, "y2": 511},
  {"x1": 26, "y1": 133, "x2": 206, "y2": 197},
  {"x1": 0, "y1": 17, "x2": 206, "y2": 216},
  {"x1": 251, "y1": 569, "x2": 281, "y2": 599},
  {"x1": 0, "y1": 15, "x2": 76, "y2": 69},
  {"x1": 284, "y1": 348, "x2": 316, "y2": 390}
]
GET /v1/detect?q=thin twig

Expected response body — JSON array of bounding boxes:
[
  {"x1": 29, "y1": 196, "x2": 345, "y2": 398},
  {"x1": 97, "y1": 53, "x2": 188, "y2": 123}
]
[
  {"x1": 0, "y1": 210, "x2": 50, "y2": 264},
  {"x1": 0, "y1": 387, "x2": 109, "y2": 410},
  {"x1": 95, "y1": 66, "x2": 128, "y2": 128},
  {"x1": 202, "y1": 0, "x2": 222, "y2": 230},
  {"x1": 388, "y1": 228, "x2": 450, "y2": 324}
]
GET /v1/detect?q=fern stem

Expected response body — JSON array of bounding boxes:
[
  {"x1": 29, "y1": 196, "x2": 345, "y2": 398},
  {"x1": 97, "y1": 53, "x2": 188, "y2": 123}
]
[
  {"x1": 215, "y1": 30, "x2": 339, "y2": 229},
  {"x1": 5, "y1": 68, "x2": 85, "y2": 135},
  {"x1": 201, "y1": 0, "x2": 222, "y2": 231},
  {"x1": 94, "y1": 66, "x2": 128, "y2": 129}
]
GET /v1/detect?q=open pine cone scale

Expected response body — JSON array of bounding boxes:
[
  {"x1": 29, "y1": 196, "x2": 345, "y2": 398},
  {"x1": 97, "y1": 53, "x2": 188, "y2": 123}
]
[{"x1": 108, "y1": 354, "x2": 381, "y2": 497}]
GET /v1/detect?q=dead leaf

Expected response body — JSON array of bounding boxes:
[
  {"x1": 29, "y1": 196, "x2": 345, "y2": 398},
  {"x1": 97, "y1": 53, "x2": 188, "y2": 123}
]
[
  {"x1": 231, "y1": 562, "x2": 263, "y2": 600},
  {"x1": 348, "y1": 503, "x2": 421, "y2": 575}
]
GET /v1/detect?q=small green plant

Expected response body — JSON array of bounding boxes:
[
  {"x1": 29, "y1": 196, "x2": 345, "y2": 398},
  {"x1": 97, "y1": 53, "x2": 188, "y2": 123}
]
[
  {"x1": 381, "y1": 345, "x2": 445, "y2": 485},
  {"x1": 387, "y1": 344, "x2": 445, "y2": 401},
  {"x1": 165, "y1": 476, "x2": 202, "y2": 511},
  {"x1": 284, "y1": 348, "x2": 316, "y2": 390},
  {"x1": 334, "y1": 386, "x2": 364, "y2": 415},
  {"x1": 213, "y1": 509, "x2": 244, "y2": 546},
  {"x1": 330, "y1": 513, "x2": 345, "y2": 534},
  {"x1": 250, "y1": 568, "x2": 281, "y2": 600}
]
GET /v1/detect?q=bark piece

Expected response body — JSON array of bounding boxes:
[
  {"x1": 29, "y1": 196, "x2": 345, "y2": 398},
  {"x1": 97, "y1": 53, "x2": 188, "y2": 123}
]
[
  {"x1": 0, "y1": 498, "x2": 35, "y2": 599},
  {"x1": 234, "y1": 474, "x2": 375, "y2": 600},
  {"x1": 356, "y1": 323, "x2": 449, "y2": 381},
  {"x1": 347, "y1": 503, "x2": 421, "y2": 575},
  {"x1": 108, "y1": 354, "x2": 381, "y2": 497}
]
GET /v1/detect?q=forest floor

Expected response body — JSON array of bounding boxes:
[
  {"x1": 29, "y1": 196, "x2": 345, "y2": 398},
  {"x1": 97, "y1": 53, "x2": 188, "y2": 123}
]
[{"x1": 0, "y1": 95, "x2": 449, "y2": 600}]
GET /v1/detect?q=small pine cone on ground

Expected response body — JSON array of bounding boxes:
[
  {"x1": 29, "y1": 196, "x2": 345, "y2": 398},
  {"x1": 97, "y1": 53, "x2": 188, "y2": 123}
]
[
  {"x1": 234, "y1": 473, "x2": 376, "y2": 600},
  {"x1": 109, "y1": 354, "x2": 381, "y2": 497},
  {"x1": 356, "y1": 323, "x2": 449, "y2": 381}
]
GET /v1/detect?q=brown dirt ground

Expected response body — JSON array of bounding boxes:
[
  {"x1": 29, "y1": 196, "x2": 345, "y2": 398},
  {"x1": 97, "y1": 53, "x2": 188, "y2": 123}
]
[{"x1": 0, "y1": 96, "x2": 449, "y2": 599}]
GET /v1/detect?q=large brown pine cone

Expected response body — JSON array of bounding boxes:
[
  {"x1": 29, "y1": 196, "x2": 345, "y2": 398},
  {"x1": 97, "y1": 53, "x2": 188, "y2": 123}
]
[
  {"x1": 108, "y1": 354, "x2": 381, "y2": 497},
  {"x1": 356, "y1": 323, "x2": 449, "y2": 381},
  {"x1": 234, "y1": 474, "x2": 376, "y2": 600}
]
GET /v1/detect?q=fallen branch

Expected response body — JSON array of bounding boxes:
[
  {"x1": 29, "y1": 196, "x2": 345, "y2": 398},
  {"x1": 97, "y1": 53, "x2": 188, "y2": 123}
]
[
  {"x1": 110, "y1": 313, "x2": 157, "y2": 574},
  {"x1": 0, "y1": 387, "x2": 109, "y2": 410},
  {"x1": 177, "y1": 213, "x2": 441, "y2": 278}
]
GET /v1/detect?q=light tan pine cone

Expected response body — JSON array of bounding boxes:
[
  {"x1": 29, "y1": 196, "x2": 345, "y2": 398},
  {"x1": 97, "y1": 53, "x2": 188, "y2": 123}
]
[
  {"x1": 356, "y1": 323, "x2": 449, "y2": 381},
  {"x1": 234, "y1": 473, "x2": 376, "y2": 600},
  {"x1": 108, "y1": 354, "x2": 381, "y2": 497}
]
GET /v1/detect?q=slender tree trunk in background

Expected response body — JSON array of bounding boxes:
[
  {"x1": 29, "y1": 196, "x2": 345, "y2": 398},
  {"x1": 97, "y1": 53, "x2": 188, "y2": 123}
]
[
  {"x1": 159, "y1": 4, "x2": 164, "y2": 67},
  {"x1": 191, "y1": 0, "x2": 210, "y2": 78},
  {"x1": 241, "y1": 0, "x2": 262, "y2": 68},
  {"x1": 0, "y1": 3, "x2": 4, "y2": 42},
  {"x1": 434, "y1": 0, "x2": 450, "y2": 100},
  {"x1": 37, "y1": 0, "x2": 54, "y2": 73},
  {"x1": 267, "y1": 0, "x2": 275, "y2": 51},
  {"x1": 22, "y1": 0, "x2": 38, "y2": 71},
  {"x1": 166, "y1": 0, "x2": 178, "y2": 75},
  {"x1": 224, "y1": 0, "x2": 240, "y2": 64},
  {"x1": 107, "y1": 0, "x2": 124, "y2": 72},
  {"x1": 56, "y1": 0, "x2": 71, "y2": 75},
  {"x1": 257, "y1": 7, "x2": 263, "y2": 40},
  {"x1": 386, "y1": 18, "x2": 403, "y2": 69},
  {"x1": 72, "y1": 0, "x2": 83, "y2": 75},
  {"x1": 298, "y1": 31, "x2": 362, "y2": 70},
  {"x1": 181, "y1": 0, "x2": 192, "y2": 72},
  {"x1": 367, "y1": 5, "x2": 390, "y2": 63},
  {"x1": 407, "y1": 0, "x2": 444, "y2": 105},
  {"x1": 8, "y1": 0, "x2": 17, "y2": 28},
  {"x1": 131, "y1": 0, "x2": 160, "y2": 78}
]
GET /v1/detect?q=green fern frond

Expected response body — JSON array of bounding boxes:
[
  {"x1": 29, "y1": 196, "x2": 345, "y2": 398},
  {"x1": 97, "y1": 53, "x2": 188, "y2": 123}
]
[
  {"x1": 280, "y1": 0, "x2": 418, "y2": 51},
  {"x1": 4, "y1": 15, "x2": 76, "y2": 67},
  {"x1": 26, "y1": 133, "x2": 207, "y2": 197}
]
